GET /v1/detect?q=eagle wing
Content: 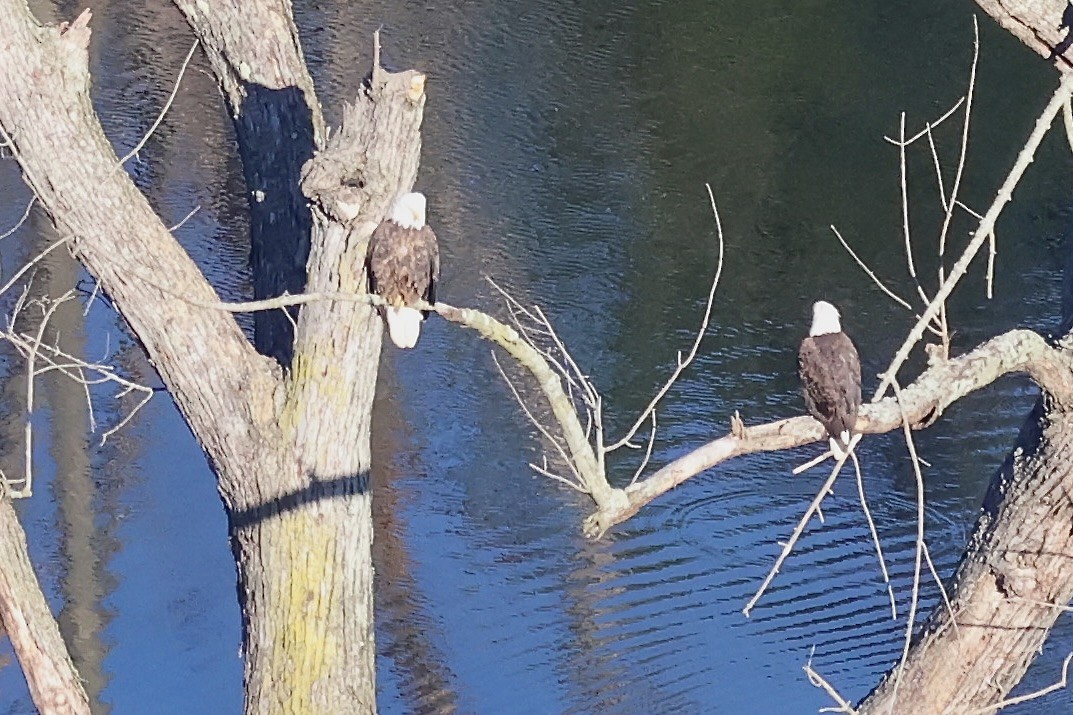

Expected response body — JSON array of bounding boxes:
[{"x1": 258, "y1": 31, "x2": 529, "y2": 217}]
[
  {"x1": 798, "y1": 333, "x2": 862, "y2": 440},
  {"x1": 367, "y1": 221, "x2": 439, "y2": 308}
]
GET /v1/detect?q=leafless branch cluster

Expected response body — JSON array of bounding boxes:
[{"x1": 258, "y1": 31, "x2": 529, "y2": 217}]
[
  {"x1": 803, "y1": 20, "x2": 1073, "y2": 713},
  {"x1": 0, "y1": 260, "x2": 154, "y2": 499},
  {"x1": 478, "y1": 184, "x2": 724, "y2": 495}
]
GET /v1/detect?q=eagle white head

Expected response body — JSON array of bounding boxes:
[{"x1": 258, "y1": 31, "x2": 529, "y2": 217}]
[
  {"x1": 389, "y1": 192, "x2": 427, "y2": 230},
  {"x1": 810, "y1": 300, "x2": 843, "y2": 337}
]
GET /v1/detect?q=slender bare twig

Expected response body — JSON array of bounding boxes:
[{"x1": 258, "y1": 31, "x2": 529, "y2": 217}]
[
  {"x1": 168, "y1": 204, "x2": 201, "y2": 232},
  {"x1": 628, "y1": 411, "x2": 657, "y2": 487},
  {"x1": 884, "y1": 96, "x2": 966, "y2": 145},
  {"x1": 490, "y1": 351, "x2": 583, "y2": 488},
  {"x1": 804, "y1": 647, "x2": 858, "y2": 714},
  {"x1": 118, "y1": 40, "x2": 200, "y2": 165},
  {"x1": 2, "y1": 284, "x2": 154, "y2": 453},
  {"x1": 606, "y1": 183, "x2": 725, "y2": 453},
  {"x1": 898, "y1": 112, "x2": 930, "y2": 308},
  {"x1": 850, "y1": 449, "x2": 896, "y2": 619},
  {"x1": 925, "y1": 124, "x2": 949, "y2": 213},
  {"x1": 0, "y1": 197, "x2": 35, "y2": 242},
  {"x1": 830, "y1": 225, "x2": 916, "y2": 314},
  {"x1": 743, "y1": 452, "x2": 849, "y2": 617},
  {"x1": 1064, "y1": 97, "x2": 1073, "y2": 155},
  {"x1": 15, "y1": 293, "x2": 70, "y2": 497},
  {"x1": 83, "y1": 279, "x2": 102, "y2": 316},
  {"x1": 0, "y1": 236, "x2": 71, "y2": 299},
  {"x1": 874, "y1": 72, "x2": 1073, "y2": 401},
  {"x1": 936, "y1": 16, "x2": 979, "y2": 263},
  {"x1": 889, "y1": 378, "x2": 927, "y2": 711},
  {"x1": 955, "y1": 200, "x2": 984, "y2": 220},
  {"x1": 530, "y1": 455, "x2": 586, "y2": 493},
  {"x1": 792, "y1": 448, "x2": 833, "y2": 475},
  {"x1": 921, "y1": 540, "x2": 959, "y2": 638},
  {"x1": 963, "y1": 653, "x2": 1073, "y2": 714}
]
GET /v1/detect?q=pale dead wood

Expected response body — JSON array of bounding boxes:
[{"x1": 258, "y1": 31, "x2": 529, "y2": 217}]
[
  {"x1": 874, "y1": 71, "x2": 1073, "y2": 401},
  {"x1": 584, "y1": 328, "x2": 1073, "y2": 538},
  {"x1": 433, "y1": 301, "x2": 625, "y2": 511},
  {"x1": 851, "y1": 448, "x2": 896, "y2": 620},
  {"x1": 0, "y1": 498, "x2": 89, "y2": 714},
  {"x1": 1064, "y1": 98, "x2": 1073, "y2": 154},
  {"x1": 897, "y1": 111, "x2": 930, "y2": 309},
  {"x1": 963, "y1": 653, "x2": 1073, "y2": 714},
  {"x1": 0, "y1": 289, "x2": 154, "y2": 494},
  {"x1": 830, "y1": 224, "x2": 916, "y2": 315},
  {"x1": 605, "y1": 183, "x2": 725, "y2": 453},
  {"x1": 805, "y1": 648, "x2": 858, "y2": 715},
  {"x1": 0, "y1": 196, "x2": 35, "y2": 242}
]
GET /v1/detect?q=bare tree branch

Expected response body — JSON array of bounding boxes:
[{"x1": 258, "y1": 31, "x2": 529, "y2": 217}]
[
  {"x1": 874, "y1": 72, "x2": 1073, "y2": 401},
  {"x1": 584, "y1": 328, "x2": 1073, "y2": 538}
]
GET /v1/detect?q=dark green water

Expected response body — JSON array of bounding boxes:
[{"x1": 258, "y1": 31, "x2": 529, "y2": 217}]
[{"x1": 1, "y1": 1, "x2": 1071, "y2": 713}]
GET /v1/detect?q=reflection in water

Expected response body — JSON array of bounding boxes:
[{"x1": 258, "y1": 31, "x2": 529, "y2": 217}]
[{"x1": 0, "y1": 1, "x2": 1071, "y2": 713}]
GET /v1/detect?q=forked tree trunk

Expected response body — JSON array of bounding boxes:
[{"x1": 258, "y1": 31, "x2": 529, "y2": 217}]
[{"x1": 0, "y1": 2, "x2": 425, "y2": 712}]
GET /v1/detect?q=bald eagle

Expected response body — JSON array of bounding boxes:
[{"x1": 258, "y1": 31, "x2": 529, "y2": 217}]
[
  {"x1": 367, "y1": 192, "x2": 440, "y2": 349},
  {"x1": 798, "y1": 301, "x2": 862, "y2": 459}
]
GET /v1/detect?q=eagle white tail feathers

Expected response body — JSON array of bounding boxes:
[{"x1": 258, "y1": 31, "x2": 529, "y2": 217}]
[{"x1": 385, "y1": 306, "x2": 424, "y2": 349}]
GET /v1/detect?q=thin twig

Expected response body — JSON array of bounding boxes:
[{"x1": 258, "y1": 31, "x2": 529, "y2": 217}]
[
  {"x1": 884, "y1": 96, "x2": 967, "y2": 145},
  {"x1": 898, "y1": 112, "x2": 930, "y2": 308},
  {"x1": 963, "y1": 653, "x2": 1073, "y2": 714},
  {"x1": 804, "y1": 647, "x2": 858, "y2": 714},
  {"x1": 0, "y1": 197, "x2": 35, "y2": 242},
  {"x1": 743, "y1": 452, "x2": 849, "y2": 617},
  {"x1": 490, "y1": 351, "x2": 583, "y2": 488},
  {"x1": 925, "y1": 123, "x2": 949, "y2": 213},
  {"x1": 851, "y1": 449, "x2": 896, "y2": 619},
  {"x1": 921, "y1": 540, "x2": 959, "y2": 638},
  {"x1": 889, "y1": 378, "x2": 927, "y2": 711},
  {"x1": 830, "y1": 225, "x2": 916, "y2": 314},
  {"x1": 606, "y1": 183, "x2": 725, "y2": 452},
  {"x1": 530, "y1": 457, "x2": 586, "y2": 493},
  {"x1": 0, "y1": 236, "x2": 71, "y2": 299},
  {"x1": 628, "y1": 411, "x2": 657, "y2": 487},
  {"x1": 118, "y1": 40, "x2": 200, "y2": 165},
  {"x1": 168, "y1": 205, "x2": 201, "y2": 232},
  {"x1": 1064, "y1": 97, "x2": 1073, "y2": 155}
]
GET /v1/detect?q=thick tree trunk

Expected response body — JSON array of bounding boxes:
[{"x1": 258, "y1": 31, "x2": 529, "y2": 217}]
[
  {"x1": 860, "y1": 401, "x2": 1073, "y2": 713},
  {"x1": 0, "y1": 3, "x2": 425, "y2": 713},
  {"x1": 0, "y1": 499, "x2": 89, "y2": 715},
  {"x1": 172, "y1": 0, "x2": 325, "y2": 365}
]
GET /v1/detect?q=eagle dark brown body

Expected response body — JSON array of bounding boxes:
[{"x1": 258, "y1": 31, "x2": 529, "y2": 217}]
[
  {"x1": 798, "y1": 301, "x2": 862, "y2": 457},
  {"x1": 367, "y1": 222, "x2": 439, "y2": 308},
  {"x1": 366, "y1": 192, "x2": 440, "y2": 349}
]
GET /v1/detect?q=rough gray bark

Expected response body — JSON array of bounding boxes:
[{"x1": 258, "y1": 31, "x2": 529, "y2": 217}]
[
  {"x1": 0, "y1": 3, "x2": 424, "y2": 713},
  {"x1": 0, "y1": 498, "x2": 89, "y2": 715}
]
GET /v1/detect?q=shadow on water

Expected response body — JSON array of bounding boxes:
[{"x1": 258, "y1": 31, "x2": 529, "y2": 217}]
[{"x1": 2, "y1": 0, "x2": 1073, "y2": 714}]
